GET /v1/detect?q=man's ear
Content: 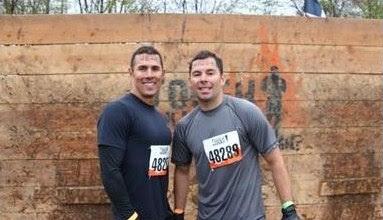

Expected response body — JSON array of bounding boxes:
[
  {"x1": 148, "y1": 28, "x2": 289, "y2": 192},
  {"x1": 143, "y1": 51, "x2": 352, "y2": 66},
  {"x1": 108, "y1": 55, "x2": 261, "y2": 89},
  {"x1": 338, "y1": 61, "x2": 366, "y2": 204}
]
[
  {"x1": 221, "y1": 73, "x2": 226, "y2": 86},
  {"x1": 188, "y1": 75, "x2": 192, "y2": 88},
  {"x1": 128, "y1": 67, "x2": 133, "y2": 76}
]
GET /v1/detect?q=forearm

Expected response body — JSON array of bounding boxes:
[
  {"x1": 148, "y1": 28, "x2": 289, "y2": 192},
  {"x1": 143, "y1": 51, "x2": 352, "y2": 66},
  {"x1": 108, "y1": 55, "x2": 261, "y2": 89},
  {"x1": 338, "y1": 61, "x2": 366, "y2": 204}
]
[
  {"x1": 99, "y1": 145, "x2": 136, "y2": 219},
  {"x1": 270, "y1": 159, "x2": 292, "y2": 202},
  {"x1": 174, "y1": 165, "x2": 191, "y2": 211},
  {"x1": 264, "y1": 148, "x2": 293, "y2": 203}
]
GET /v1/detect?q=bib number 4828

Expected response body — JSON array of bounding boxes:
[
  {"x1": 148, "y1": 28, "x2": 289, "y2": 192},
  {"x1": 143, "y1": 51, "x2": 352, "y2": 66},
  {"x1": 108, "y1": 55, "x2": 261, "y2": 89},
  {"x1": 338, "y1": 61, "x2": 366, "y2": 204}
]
[
  {"x1": 148, "y1": 145, "x2": 170, "y2": 177},
  {"x1": 151, "y1": 157, "x2": 169, "y2": 172}
]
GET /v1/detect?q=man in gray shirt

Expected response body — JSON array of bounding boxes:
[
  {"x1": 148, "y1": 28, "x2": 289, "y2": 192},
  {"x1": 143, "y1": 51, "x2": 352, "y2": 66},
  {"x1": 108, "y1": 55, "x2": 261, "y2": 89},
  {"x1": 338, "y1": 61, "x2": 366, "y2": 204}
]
[{"x1": 171, "y1": 50, "x2": 299, "y2": 220}]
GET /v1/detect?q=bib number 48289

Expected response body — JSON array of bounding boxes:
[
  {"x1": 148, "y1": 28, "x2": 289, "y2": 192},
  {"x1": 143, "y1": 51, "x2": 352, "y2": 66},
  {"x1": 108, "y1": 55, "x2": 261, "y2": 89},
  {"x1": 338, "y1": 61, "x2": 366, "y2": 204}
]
[
  {"x1": 208, "y1": 143, "x2": 240, "y2": 164},
  {"x1": 203, "y1": 131, "x2": 242, "y2": 169}
]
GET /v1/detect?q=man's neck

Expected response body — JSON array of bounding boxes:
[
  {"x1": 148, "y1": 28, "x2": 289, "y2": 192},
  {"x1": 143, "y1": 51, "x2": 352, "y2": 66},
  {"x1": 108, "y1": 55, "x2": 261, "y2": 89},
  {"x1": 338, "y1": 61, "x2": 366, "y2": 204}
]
[
  {"x1": 199, "y1": 93, "x2": 224, "y2": 111},
  {"x1": 130, "y1": 91, "x2": 155, "y2": 106}
]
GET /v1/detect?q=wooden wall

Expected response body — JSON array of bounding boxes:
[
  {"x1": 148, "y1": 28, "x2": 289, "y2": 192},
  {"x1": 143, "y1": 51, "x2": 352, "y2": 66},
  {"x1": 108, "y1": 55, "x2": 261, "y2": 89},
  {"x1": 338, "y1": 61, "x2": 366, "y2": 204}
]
[{"x1": 0, "y1": 14, "x2": 382, "y2": 219}]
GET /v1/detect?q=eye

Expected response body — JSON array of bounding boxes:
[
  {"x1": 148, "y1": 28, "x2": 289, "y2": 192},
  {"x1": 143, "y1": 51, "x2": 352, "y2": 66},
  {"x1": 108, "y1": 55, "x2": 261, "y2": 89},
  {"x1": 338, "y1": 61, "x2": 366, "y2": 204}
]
[
  {"x1": 206, "y1": 70, "x2": 216, "y2": 75},
  {"x1": 151, "y1": 66, "x2": 161, "y2": 71},
  {"x1": 137, "y1": 65, "x2": 148, "y2": 71},
  {"x1": 191, "y1": 71, "x2": 201, "y2": 77}
]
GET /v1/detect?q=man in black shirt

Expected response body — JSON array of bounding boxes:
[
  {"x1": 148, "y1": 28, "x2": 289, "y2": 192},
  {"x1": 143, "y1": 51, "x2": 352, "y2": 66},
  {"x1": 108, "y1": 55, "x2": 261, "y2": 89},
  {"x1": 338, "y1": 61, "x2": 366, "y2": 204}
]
[{"x1": 97, "y1": 46, "x2": 173, "y2": 220}]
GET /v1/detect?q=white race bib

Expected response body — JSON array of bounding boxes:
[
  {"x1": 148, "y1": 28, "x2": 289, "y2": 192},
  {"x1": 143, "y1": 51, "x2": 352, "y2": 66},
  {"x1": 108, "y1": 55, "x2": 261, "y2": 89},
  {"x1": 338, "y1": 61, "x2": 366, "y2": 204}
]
[
  {"x1": 148, "y1": 145, "x2": 170, "y2": 177},
  {"x1": 202, "y1": 131, "x2": 243, "y2": 169}
]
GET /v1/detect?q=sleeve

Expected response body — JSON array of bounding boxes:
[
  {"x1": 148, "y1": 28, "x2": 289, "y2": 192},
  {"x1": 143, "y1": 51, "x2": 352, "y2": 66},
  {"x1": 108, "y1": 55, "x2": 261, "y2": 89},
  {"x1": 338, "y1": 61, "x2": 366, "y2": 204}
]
[
  {"x1": 171, "y1": 122, "x2": 192, "y2": 166},
  {"x1": 97, "y1": 103, "x2": 135, "y2": 218},
  {"x1": 244, "y1": 104, "x2": 278, "y2": 155},
  {"x1": 99, "y1": 145, "x2": 135, "y2": 219},
  {"x1": 97, "y1": 102, "x2": 129, "y2": 149}
]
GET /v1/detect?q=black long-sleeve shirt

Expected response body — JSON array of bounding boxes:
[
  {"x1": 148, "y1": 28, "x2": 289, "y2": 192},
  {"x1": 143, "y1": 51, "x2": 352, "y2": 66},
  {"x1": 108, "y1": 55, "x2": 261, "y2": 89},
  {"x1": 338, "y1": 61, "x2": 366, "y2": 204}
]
[{"x1": 97, "y1": 94, "x2": 172, "y2": 220}]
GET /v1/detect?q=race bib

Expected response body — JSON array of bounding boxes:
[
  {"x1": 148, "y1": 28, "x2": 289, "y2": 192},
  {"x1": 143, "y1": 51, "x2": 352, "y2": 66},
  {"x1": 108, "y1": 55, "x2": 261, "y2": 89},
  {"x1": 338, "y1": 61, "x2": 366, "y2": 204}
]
[
  {"x1": 202, "y1": 131, "x2": 242, "y2": 169},
  {"x1": 148, "y1": 145, "x2": 170, "y2": 177}
]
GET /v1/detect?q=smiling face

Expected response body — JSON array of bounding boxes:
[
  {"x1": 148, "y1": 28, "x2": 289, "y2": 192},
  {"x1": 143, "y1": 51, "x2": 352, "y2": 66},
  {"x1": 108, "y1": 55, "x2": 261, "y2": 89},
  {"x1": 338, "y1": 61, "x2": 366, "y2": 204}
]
[
  {"x1": 130, "y1": 53, "x2": 164, "y2": 105},
  {"x1": 189, "y1": 57, "x2": 225, "y2": 110}
]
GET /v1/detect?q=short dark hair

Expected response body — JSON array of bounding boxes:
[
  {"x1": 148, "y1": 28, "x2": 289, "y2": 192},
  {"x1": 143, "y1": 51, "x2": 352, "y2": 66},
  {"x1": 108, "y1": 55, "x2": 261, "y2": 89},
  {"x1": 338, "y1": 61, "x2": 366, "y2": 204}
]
[
  {"x1": 130, "y1": 45, "x2": 163, "y2": 69},
  {"x1": 189, "y1": 50, "x2": 223, "y2": 75}
]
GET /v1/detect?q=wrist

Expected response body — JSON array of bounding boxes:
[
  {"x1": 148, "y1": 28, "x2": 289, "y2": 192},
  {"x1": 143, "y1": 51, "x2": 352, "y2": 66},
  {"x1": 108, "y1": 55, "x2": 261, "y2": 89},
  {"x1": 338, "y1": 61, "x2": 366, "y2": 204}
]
[
  {"x1": 281, "y1": 200, "x2": 294, "y2": 209},
  {"x1": 174, "y1": 208, "x2": 184, "y2": 214}
]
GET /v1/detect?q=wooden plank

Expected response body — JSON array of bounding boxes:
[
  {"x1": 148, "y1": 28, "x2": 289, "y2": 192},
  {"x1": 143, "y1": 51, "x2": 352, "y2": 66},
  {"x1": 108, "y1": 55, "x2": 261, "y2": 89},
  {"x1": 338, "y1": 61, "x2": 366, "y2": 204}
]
[
  {"x1": 0, "y1": 14, "x2": 185, "y2": 45},
  {"x1": 57, "y1": 186, "x2": 109, "y2": 204},
  {"x1": 0, "y1": 103, "x2": 102, "y2": 132},
  {"x1": 0, "y1": 125, "x2": 380, "y2": 159},
  {"x1": 320, "y1": 178, "x2": 381, "y2": 196},
  {"x1": 0, "y1": 129, "x2": 97, "y2": 160},
  {"x1": 3, "y1": 160, "x2": 120, "y2": 191},
  {"x1": 262, "y1": 152, "x2": 380, "y2": 182},
  {"x1": 322, "y1": 153, "x2": 381, "y2": 179},
  {"x1": 262, "y1": 178, "x2": 328, "y2": 205},
  {"x1": 0, "y1": 100, "x2": 379, "y2": 138},
  {"x1": 0, "y1": 213, "x2": 43, "y2": 220},
  {"x1": 56, "y1": 159, "x2": 101, "y2": 187},
  {"x1": 0, "y1": 186, "x2": 57, "y2": 213},
  {"x1": 1, "y1": 15, "x2": 382, "y2": 46},
  {"x1": 1, "y1": 73, "x2": 380, "y2": 104},
  {"x1": 163, "y1": 73, "x2": 382, "y2": 105},
  {"x1": 278, "y1": 127, "x2": 380, "y2": 154},
  {"x1": 0, "y1": 74, "x2": 130, "y2": 104},
  {"x1": 274, "y1": 100, "x2": 381, "y2": 128},
  {"x1": 162, "y1": 100, "x2": 382, "y2": 128},
  {"x1": 0, "y1": 160, "x2": 56, "y2": 187},
  {"x1": 48, "y1": 204, "x2": 112, "y2": 220},
  {"x1": 1, "y1": 43, "x2": 382, "y2": 75},
  {"x1": 182, "y1": 15, "x2": 383, "y2": 46},
  {"x1": 266, "y1": 202, "x2": 379, "y2": 220}
]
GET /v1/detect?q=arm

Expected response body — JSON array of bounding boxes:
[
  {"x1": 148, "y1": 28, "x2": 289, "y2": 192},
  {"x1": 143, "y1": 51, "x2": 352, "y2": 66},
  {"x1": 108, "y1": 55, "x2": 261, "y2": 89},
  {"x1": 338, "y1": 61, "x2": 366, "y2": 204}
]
[
  {"x1": 99, "y1": 145, "x2": 137, "y2": 220},
  {"x1": 263, "y1": 147, "x2": 292, "y2": 203},
  {"x1": 171, "y1": 120, "x2": 193, "y2": 218},
  {"x1": 173, "y1": 164, "x2": 191, "y2": 212},
  {"x1": 263, "y1": 147, "x2": 300, "y2": 220}
]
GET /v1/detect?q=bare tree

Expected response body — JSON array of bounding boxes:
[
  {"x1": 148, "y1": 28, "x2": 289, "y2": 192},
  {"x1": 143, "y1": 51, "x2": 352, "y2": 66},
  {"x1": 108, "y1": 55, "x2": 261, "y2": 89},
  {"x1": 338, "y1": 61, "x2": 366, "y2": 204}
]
[
  {"x1": 1, "y1": 0, "x2": 67, "y2": 14},
  {"x1": 76, "y1": 0, "x2": 163, "y2": 13},
  {"x1": 320, "y1": 0, "x2": 358, "y2": 17},
  {"x1": 353, "y1": 0, "x2": 383, "y2": 18},
  {"x1": 289, "y1": 0, "x2": 381, "y2": 18},
  {"x1": 166, "y1": 0, "x2": 279, "y2": 14}
]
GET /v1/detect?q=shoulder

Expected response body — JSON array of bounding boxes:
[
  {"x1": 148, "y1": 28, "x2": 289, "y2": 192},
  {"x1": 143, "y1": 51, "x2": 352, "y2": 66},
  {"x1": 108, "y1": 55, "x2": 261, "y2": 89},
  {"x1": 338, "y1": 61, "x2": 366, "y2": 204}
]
[
  {"x1": 178, "y1": 107, "x2": 200, "y2": 125},
  {"x1": 103, "y1": 99, "x2": 125, "y2": 113},
  {"x1": 225, "y1": 95, "x2": 259, "y2": 113},
  {"x1": 174, "y1": 106, "x2": 200, "y2": 134},
  {"x1": 100, "y1": 96, "x2": 132, "y2": 120},
  {"x1": 224, "y1": 95, "x2": 268, "y2": 127}
]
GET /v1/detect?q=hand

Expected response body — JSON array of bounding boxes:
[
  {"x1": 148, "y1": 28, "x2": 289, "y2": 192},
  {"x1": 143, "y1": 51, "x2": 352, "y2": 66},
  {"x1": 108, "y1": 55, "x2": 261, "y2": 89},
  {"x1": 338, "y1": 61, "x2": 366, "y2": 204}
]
[
  {"x1": 281, "y1": 204, "x2": 300, "y2": 220},
  {"x1": 173, "y1": 212, "x2": 184, "y2": 220}
]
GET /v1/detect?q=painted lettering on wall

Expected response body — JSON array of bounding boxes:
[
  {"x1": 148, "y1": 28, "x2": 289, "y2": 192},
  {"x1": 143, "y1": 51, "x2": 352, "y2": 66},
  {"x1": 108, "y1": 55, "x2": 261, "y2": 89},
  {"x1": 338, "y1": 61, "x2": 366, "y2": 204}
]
[
  {"x1": 235, "y1": 80, "x2": 256, "y2": 103},
  {"x1": 163, "y1": 66, "x2": 302, "y2": 151},
  {"x1": 261, "y1": 66, "x2": 286, "y2": 137},
  {"x1": 278, "y1": 134, "x2": 303, "y2": 151},
  {"x1": 168, "y1": 79, "x2": 189, "y2": 109}
]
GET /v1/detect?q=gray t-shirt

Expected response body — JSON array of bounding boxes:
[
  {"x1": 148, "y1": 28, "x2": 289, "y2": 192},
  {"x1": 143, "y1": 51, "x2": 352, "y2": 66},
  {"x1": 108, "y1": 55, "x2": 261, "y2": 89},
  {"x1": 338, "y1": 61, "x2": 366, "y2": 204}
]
[{"x1": 172, "y1": 95, "x2": 277, "y2": 220}]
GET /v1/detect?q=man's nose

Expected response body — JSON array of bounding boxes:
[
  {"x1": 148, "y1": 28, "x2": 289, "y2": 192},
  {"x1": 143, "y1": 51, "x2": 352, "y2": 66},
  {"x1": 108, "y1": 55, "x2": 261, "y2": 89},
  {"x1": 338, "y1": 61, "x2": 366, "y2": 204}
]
[
  {"x1": 199, "y1": 73, "x2": 208, "y2": 82},
  {"x1": 145, "y1": 68, "x2": 155, "y2": 77}
]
